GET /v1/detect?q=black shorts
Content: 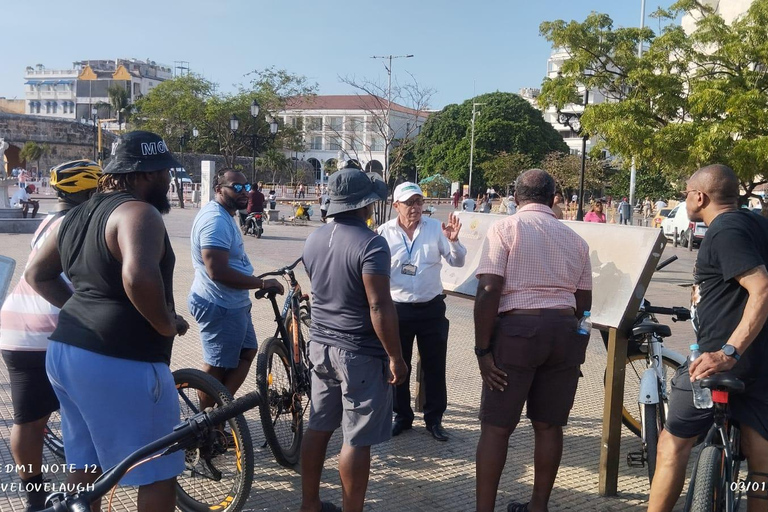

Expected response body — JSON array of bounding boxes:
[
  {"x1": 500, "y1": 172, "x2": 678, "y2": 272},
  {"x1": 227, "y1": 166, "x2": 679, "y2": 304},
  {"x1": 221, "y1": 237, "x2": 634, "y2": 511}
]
[
  {"x1": 665, "y1": 362, "x2": 768, "y2": 441},
  {"x1": 1, "y1": 350, "x2": 59, "y2": 424}
]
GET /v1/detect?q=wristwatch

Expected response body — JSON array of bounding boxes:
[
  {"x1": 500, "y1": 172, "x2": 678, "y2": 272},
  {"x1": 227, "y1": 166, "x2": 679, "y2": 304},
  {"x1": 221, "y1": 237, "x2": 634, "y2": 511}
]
[
  {"x1": 721, "y1": 344, "x2": 741, "y2": 361},
  {"x1": 474, "y1": 346, "x2": 493, "y2": 357}
]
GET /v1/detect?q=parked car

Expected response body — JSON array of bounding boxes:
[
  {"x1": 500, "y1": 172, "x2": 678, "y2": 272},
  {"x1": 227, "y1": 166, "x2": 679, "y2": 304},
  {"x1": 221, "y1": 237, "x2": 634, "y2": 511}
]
[
  {"x1": 661, "y1": 204, "x2": 707, "y2": 248},
  {"x1": 170, "y1": 168, "x2": 193, "y2": 184},
  {"x1": 652, "y1": 208, "x2": 672, "y2": 229}
]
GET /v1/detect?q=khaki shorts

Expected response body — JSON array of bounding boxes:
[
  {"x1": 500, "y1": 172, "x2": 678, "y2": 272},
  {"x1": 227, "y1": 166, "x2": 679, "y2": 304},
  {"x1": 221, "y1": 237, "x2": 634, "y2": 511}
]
[
  {"x1": 307, "y1": 342, "x2": 392, "y2": 447},
  {"x1": 480, "y1": 313, "x2": 588, "y2": 428}
]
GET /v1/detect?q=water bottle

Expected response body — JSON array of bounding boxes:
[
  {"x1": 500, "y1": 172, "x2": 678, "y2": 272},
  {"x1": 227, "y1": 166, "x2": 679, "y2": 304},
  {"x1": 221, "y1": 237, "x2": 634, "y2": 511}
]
[
  {"x1": 577, "y1": 311, "x2": 592, "y2": 335},
  {"x1": 689, "y1": 344, "x2": 713, "y2": 409}
]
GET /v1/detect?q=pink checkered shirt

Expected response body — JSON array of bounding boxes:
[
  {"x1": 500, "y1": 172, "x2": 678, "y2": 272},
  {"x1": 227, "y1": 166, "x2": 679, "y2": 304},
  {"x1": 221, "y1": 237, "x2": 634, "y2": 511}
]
[{"x1": 476, "y1": 203, "x2": 592, "y2": 313}]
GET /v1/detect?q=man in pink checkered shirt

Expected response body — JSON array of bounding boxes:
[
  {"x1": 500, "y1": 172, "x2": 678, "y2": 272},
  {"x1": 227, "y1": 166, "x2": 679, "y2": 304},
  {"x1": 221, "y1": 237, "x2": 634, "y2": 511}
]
[{"x1": 473, "y1": 169, "x2": 592, "y2": 512}]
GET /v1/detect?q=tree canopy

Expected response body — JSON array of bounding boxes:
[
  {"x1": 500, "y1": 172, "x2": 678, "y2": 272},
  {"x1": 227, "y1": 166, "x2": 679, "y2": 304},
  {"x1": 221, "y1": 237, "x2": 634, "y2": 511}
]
[
  {"x1": 414, "y1": 92, "x2": 568, "y2": 193},
  {"x1": 133, "y1": 69, "x2": 317, "y2": 172},
  {"x1": 539, "y1": 0, "x2": 768, "y2": 203}
]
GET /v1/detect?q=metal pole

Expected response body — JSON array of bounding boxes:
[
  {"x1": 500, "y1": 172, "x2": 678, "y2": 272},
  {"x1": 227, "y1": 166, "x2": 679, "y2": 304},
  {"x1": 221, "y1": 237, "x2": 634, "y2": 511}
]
[
  {"x1": 92, "y1": 116, "x2": 97, "y2": 162},
  {"x1": 385, "y1": 55, "x2": 392, "y2": 186},
  {"x1": 252, "y1": 135, "x2": 256, "y2": 183},
  {"x1": 469, "y1": 105, "x2": 477, "y2": 196},
  {"x1": 629, "y1": 0, "x2": 646, "y2": 219},
  {"x1": 578, "y1": 135, "x2": 587, "y2": 221}
]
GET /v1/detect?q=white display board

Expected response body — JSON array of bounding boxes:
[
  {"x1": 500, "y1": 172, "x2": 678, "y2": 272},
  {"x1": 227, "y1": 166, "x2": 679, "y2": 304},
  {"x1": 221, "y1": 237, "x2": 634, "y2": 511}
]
[{"x1": 441, "y1": 212, "x2": 666, "y2": 329}]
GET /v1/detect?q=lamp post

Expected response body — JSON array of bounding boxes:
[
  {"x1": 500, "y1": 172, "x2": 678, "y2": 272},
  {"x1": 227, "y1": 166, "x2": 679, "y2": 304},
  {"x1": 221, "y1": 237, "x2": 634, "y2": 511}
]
[
  {"x1": 230, "y1": 109, "x2": 278, "y2": 181},
  {"x1": 629, "y1": 0, "x2": 647, "y2": 220},
  {"x1": 91, "y1": 107, "x2": 98, "y2": 162},
  {"x1": 371, "y1": 54, "x2": 413, "y2": 186},
  {"x1": 468, "y1": 102, "x2": 485, "y2": 196},
  {"x1": 557, "y1": 106, "x2": 589, "y2": 221}
]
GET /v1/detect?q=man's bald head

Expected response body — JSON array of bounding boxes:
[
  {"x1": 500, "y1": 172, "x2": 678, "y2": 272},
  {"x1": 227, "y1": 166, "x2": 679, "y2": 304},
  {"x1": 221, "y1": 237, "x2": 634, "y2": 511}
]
[
  {"x1": 515, "y1": 169, "x2": 556, "y2": 206},
  {"x1": 689, "y1": 164, "x2": 740, "y2": 206}
]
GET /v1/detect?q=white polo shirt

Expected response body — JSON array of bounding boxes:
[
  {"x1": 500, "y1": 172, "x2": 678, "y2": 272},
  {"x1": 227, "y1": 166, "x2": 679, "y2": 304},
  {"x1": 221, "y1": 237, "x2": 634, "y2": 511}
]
[
  {"x1": 10, "y1": 188, "x2": 29, "y2": 208},
  {"x1": 377, "y1": 216, "x2": 467, "y2": 303}
]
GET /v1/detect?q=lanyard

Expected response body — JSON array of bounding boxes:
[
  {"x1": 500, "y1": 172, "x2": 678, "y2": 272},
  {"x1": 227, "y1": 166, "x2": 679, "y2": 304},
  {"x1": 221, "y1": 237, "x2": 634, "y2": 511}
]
[{"x1": 401, "y1": 234, "x2": 417, "y2": 262}]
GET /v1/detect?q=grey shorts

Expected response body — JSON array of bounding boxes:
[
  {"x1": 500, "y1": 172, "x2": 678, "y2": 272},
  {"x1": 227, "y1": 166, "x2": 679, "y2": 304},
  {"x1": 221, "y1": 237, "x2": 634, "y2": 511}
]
[{"x1": 307, "y1": 342, "x2": 393, "y2": 447}]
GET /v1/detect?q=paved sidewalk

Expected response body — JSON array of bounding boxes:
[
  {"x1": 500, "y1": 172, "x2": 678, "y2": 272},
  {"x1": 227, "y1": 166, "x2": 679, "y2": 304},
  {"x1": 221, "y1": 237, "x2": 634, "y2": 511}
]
[{"x1": 0, "y1": 204, "x2": 698, "y2": 511}]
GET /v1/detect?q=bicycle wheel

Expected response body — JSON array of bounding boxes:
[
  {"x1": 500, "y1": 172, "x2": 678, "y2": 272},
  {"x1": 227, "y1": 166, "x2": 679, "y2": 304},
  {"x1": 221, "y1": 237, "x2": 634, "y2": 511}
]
[
  {"x1": 286, "y1": 299, "x2": 311, "y2": 356},
  {"x1": 618, "y1": 354, "x2": 679, "y2": 437},
  {"x1": 690, "y1": 445, "x2": 726, "y2": 512},
  {"x1": 43, "y1": 410, "x2": 65, "y2": 460},
  {"x1": 173, "y1": 368, "x2": 254, "y2": 512},
  {"x1": 256, "y1": 337, "x2": 303, "y2": 468},
  {"x1": 643, "y1": 399, "x2": 664, "y2": 484}
]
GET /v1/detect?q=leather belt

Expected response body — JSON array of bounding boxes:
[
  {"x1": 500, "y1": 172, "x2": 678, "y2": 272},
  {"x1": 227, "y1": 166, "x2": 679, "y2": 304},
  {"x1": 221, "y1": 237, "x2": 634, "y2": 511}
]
[{"x1": 500, "y1": 308, "x2": 575, "y2": 317}]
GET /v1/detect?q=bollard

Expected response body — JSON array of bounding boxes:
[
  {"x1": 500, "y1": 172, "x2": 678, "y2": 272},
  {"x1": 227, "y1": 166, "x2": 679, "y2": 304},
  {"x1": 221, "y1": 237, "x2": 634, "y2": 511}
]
[
  {"x1": 689, "y1": 230, "x2": 694, "y2": 252},
  {"x1": 673, "y1": 227, "x2": 679, "y2": 247}
]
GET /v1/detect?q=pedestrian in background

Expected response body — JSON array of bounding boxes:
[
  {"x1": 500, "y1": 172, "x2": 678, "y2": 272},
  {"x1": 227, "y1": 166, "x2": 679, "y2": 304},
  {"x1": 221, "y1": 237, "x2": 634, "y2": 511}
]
[
  {"x1": 462, "y1": 194, "x2": 476, "y2": 212},
  {"x1": 188, "y1": 169, "x2": 283, "y2": 410},
  {"x1": 584, "y1": 201, "x2": 607, "y2": 223},
  {"x1": 378, "y1": 182, "x2": 466, "y2": 442},
  {"x1": 551, "y1": 192, "x2": 564, "y2": 219},
  {"x1": 473, "y1": 168, "x2": 592, "y2": 512},
  {"x1": 300, "y1": 167, "x2": 407, "y2": 512},
  {"x1": 618, "y1": 197, "x2": 631, "y2": 225}
]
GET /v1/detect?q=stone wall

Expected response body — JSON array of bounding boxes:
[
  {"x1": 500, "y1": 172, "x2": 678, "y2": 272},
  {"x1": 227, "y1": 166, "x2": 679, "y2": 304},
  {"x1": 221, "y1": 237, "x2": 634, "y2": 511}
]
[{"x1": 0, "y1": 113, "x2": 117, "y2": 173}]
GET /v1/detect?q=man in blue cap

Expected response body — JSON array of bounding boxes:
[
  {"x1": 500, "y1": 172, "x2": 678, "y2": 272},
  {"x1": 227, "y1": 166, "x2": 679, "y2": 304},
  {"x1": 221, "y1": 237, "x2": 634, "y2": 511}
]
[{"x1": 300, "y1": 166, "x2": 407, "y2": 512}]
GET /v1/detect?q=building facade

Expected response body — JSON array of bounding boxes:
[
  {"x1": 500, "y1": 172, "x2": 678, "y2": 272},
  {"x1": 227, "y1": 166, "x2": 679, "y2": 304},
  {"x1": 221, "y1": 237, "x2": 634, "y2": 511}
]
[
  {"x1": 278, "y1": 95, "x2": 429, "y2": 184},
  {"x1": 24, "y1": 59, "x2": 172, "y2": 123}
]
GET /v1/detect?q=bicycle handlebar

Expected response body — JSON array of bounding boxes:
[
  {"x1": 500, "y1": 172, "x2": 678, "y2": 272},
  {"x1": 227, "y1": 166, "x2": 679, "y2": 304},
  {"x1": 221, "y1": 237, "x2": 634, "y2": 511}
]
[
  {"x1": 40, "y1": 391, "x2": 261, "y2": 512},
  {"x1": 644, "y1": 304, "x2": 691, "y2": 321},
  {"x1": 255, "y1": 257, "x2": 303, "y2": 280},
  {"x1": 655, "y1": 255, "x2": 678, "y2": 272}
]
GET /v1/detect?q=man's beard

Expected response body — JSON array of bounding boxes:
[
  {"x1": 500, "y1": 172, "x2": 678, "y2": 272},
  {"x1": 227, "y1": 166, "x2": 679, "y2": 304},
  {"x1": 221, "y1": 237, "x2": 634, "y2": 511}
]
[
  {"x1": 223, "y1": 195, "x2": 246, "y2": 211},
  {"x1": 146, "y1": 185, "x2": 171, "y2": 214}
]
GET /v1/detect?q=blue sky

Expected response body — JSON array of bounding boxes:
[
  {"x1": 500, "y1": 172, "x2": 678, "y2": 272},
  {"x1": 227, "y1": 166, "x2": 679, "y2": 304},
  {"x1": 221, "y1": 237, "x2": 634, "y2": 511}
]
[{"x1": 2, "y1": 0, "x2": 674, "y2": 110}]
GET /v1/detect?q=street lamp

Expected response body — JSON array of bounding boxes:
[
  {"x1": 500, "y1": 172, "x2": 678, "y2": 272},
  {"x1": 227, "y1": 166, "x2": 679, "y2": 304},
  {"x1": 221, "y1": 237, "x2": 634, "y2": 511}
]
[
  {"x1": 371, "y1": 54, "x2": 414, "y2": 186},
  {"x1": 230, "y1": 110, "x2": 279, "y2": 182},
  {"x1": 468, "y1": 102, "x2": 485, "y2": 196},
  {"x1": 91, "y1": 107, "x2": 98, "y2": 162}
]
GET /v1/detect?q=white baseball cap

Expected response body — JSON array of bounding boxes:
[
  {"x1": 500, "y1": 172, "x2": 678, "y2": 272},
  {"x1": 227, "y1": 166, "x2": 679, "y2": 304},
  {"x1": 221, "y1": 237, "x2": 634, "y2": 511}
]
[{"x1": 394, "y1": 182, "x2": 423, "y2": 203}]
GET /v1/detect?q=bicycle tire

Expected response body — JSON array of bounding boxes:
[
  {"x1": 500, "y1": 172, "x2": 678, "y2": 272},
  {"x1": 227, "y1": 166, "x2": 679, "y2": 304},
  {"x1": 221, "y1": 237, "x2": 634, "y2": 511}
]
[
  {"x1": 643, "y1": 400, "x2": 663, "y2": 484},
  {"x1": 615, "y1": 354, "x2": 679, "y2": 437},
  {"x1": 43, "y1": 410, "x2": 65, "y2": 460},
  {"x1": 173, "y1": 368, "x2": 254, "y2": 512},
  {"x1": 690, "y1": 445, "x2": 726, "y2": 512},
  {"x1": 256, "y1": 337, "x2": 303, "y2": 468}
]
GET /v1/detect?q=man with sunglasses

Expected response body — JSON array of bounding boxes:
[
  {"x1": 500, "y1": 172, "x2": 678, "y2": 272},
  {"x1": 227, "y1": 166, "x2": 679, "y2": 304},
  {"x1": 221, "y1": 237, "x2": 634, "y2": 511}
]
[
  {"x1": 378, "y1": 182, "x2": 466, "y2": 441},
  {"x1": 188, "y1": 168, "x2": 283, "y2": 405}
]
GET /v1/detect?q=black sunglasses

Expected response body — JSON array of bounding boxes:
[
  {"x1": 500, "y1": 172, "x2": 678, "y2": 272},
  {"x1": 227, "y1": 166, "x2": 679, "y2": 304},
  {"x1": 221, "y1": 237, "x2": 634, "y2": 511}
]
[{"x1": 223, "y1": 183, "x2": 251, "y2": 194}]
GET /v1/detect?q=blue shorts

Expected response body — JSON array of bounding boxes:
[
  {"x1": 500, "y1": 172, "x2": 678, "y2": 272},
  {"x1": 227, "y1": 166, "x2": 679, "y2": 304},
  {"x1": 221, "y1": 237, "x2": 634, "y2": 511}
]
[
  {"x1": 188, "y1": 293, "x2": 257, "y2": 369},
  {"x1": 45, "y1": 341, "x2": 184, "y2": 485}
]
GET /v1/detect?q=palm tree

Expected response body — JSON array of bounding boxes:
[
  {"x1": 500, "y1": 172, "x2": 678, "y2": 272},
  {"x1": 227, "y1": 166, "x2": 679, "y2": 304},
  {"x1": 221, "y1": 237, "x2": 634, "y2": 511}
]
[
  {"x1": 108, "y1": 84, "x2": 131, "y2": 130},
  {"x1": 257, "y1": 148, "x2": 290, "y2": 186},
  {"x1": 19, "y1": 141, "x2": 49, "y2": 176}
]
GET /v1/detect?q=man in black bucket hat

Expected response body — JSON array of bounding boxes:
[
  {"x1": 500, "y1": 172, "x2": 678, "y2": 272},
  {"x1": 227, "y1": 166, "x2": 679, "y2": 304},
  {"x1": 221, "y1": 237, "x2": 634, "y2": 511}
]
[
  {"x1": 27, "y1": 130, "x2": 189, "y2": 512},
  {"x1": 299, "y1": 166, "x2": 407, "y2": 512}
]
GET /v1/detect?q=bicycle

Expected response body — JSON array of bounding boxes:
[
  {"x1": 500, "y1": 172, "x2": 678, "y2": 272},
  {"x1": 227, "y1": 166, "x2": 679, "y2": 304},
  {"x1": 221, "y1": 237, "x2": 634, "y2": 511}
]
[
  {"x1": 684, "y1": 372, "x2": 745, "y2": 512},
  {"x1": 39, "y1": 389, "x2": 260, "y2": 512},
  {"x1": 43, "y1": 410, "x2": 65, "y2": 461},
  {"x1": 254, "y1": 257, "x2": 312, "y2": 468},
  {"x1": 600, "y1": 255, "x2": 688, "y2": 483},
  {"x1": 173, "y1": 368, "x2": 254, "y2": 512}
]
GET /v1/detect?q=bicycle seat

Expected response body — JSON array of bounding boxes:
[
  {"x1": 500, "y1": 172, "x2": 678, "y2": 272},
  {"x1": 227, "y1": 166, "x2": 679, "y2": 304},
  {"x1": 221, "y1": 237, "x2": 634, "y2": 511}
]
[
  {"x1": 699, "y1": 372, "x2": 745, "y2": 393},
  {"x1": 632, "y1": 322, "x2": 671, "y2": 338}
]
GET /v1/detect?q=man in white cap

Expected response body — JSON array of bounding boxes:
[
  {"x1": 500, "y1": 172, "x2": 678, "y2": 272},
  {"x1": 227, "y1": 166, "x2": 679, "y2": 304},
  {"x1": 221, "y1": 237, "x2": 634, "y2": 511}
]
[{"x1": 377, "y1": 182, "x2": 466, "y2": 441}]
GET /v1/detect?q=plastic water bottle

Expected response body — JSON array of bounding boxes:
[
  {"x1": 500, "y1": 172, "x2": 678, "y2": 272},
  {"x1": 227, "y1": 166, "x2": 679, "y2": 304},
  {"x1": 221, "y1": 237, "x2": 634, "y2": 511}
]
[
  {"x1": 577, "y1": 311, "x2": 592, "y2": 335},
  {"x1": 689, "y1": 344, "x2": 713, "y2": 409}
]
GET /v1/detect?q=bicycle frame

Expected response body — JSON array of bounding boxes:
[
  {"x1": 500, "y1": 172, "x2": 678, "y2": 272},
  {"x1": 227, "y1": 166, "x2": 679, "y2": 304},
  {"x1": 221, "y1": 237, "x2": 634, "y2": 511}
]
[{"x1": 684, "y1": 394, "x2": 743, "y2": 512}]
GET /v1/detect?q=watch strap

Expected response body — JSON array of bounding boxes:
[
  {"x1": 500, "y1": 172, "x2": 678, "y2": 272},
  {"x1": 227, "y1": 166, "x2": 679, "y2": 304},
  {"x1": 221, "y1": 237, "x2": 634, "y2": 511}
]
[{"x1": 474, "y1": 346, "x2": 493, "y2": 357}]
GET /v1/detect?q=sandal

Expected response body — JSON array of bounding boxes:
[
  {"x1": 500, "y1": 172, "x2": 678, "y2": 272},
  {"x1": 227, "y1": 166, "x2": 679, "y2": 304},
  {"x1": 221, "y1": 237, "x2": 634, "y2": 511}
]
[
  {"x1": 320, "y1": 502, "x2": 342, "y2": 512},
  {"x1": 507, "y1": 502, "x2": 529, "y2": 512}
]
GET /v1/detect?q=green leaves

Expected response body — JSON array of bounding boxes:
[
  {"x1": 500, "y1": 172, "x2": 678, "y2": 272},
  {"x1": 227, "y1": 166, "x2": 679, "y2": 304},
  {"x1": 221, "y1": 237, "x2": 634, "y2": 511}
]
[{"x1": 540, "y1": 0, "x2": 768, "y2": 197}]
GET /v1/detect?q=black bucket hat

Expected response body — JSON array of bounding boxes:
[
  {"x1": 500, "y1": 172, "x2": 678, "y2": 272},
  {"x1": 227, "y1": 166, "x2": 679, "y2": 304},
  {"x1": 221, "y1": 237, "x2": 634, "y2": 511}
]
[
  {"x1": 326, "y1": 167, "x2": 388, "y2": 217},
  {"x1": 103, "y1": 130, "x2": 181, "y2": 175}
]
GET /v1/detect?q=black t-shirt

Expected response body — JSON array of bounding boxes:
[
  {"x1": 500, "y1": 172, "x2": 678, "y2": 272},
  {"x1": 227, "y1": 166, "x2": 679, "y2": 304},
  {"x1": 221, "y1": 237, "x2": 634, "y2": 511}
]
[{"x1": 692, "y1": 209, "x2": 768, "y2": 380}]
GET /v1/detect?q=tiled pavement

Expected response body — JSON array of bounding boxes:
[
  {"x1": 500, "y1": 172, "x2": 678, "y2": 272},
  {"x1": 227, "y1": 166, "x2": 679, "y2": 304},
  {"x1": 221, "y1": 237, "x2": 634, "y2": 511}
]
[{"x1": 0, "y1": 202, "x2": 701, "y2": 511}]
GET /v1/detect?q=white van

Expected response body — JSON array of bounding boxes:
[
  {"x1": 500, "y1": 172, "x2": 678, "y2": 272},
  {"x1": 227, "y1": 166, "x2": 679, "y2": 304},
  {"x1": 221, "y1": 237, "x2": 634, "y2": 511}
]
[{"x1": 661, "y1": 204, "x2": 707, "y2": 248}]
